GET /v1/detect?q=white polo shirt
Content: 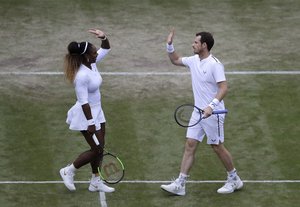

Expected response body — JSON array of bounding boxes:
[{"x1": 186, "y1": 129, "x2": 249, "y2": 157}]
[{"x1": 181, "y1": 54, "x2": 226, "y2": 110}]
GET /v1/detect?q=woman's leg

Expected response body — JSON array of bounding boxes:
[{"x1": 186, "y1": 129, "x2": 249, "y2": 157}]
[
  {"x1": 73, "y1": 123, "x2": 105, "y2": 171},
  {"x1": 89, "y1": 123, "x2": 105, "y2": 173}
]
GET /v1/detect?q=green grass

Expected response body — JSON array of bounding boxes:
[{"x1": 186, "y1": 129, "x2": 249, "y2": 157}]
[
  {"x1": 1, "y1": 0, "x2": 300, "y2": 71},
  {"x1": 0, "y1": 0, "x2": 300, "y2": 206},
  {"x1": 1, "y1": 183, "x2": 299, "y2": 207},
  {"x1": 0, "y1": 74, "x2": 300, "y2": 207}
]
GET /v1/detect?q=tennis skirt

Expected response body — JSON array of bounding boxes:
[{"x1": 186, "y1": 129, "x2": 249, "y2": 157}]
[{"x1": 66, "y1": 102, "x2": 106, "y2": 131}]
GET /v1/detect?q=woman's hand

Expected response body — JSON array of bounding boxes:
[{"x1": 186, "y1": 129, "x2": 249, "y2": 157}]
[
  {"x1": 87, "y1": 124, "x2": 96, "y2": 135},
  {"x1": 88, "y1": 28, "x2": 106, "y2": 39}
]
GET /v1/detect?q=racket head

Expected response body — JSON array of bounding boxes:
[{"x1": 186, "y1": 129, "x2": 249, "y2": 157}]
[
  {"x1": 174, "y1": 104, "x2": 203, "y2": 127},
  {"x1": 98, "y1": 153, "x2": 125, "y2": 184}
]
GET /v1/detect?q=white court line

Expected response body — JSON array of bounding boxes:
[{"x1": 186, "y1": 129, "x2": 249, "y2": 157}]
[
  {"x1": 0, "y1": 71, "x2": 300, "y2": 76},
  {"x1": 99, "y1": 192, "x2": 107, "y2": 207},
  {"x1": 1, "y1": 180, "x2": 300, "y2": 184},
  {"x1": 3, "y1": 180, "x2": 298, "y2": 207}
]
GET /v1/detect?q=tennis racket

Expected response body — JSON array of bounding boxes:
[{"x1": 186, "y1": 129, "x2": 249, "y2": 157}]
[
  {"x1": 92, "y1": 135, "x2": 125, "y2": 184},
  {"x1": 174, "y1": 104, "x2": 228, "y2": 127}
]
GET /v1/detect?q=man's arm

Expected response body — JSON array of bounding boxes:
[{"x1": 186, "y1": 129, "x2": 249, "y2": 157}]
[
  {"x1": 166, "y1": 28, "x2": 185, "y2": 66},
  {"x1": 203, "y1": 81, "x2": 228, "y2": 117},
  {"x1": 215, "y1": 81, "x2": 228, "y2": 102}
]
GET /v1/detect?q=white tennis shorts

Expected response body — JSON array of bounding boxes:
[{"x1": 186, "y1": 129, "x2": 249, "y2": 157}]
[
  {"x1": 186, "y1": 114, "x2": 225, "y2": 145},
  {"x1": 66, "y1": 102, "x2": 105, "y2": 131}
]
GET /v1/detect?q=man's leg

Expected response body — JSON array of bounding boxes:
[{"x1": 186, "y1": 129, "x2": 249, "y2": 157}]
[
  {"x1": 161, "y1": 138, "x2": 198, "y2": 196},
  {"x1": 211, "y1": 143, "x2": 243, "y2": 194},
  {"x1": 180, "y1": 138, "x2": 199, "y2": 174},
  {"x1": 211, "y1": 143, "x2": 234, "y2": 172}
]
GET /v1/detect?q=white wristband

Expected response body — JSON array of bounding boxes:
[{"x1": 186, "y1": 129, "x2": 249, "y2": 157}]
[
  {"x1": 166, "y1": 43, "x2": 175, "y2": 53},
  {"x1": 208, "y1": 98, "x2": 220, "y2": 110},
  {"x1": 87, "y1": 119, "x2": 95, "y2": 126}
]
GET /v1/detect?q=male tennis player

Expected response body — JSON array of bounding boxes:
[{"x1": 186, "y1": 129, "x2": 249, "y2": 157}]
[{"x1": 161, "y1": 29, "x2": 243, "y2": 195}]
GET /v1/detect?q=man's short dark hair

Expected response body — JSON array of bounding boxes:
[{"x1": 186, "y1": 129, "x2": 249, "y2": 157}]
[{"x1": 196, "y1": 32, "x2": 214, "y2": 51}]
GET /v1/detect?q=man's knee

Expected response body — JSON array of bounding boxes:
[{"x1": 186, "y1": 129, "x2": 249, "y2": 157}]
[
  {"x1": 212, "y1": 143, "x2": 229, "y2": 156},
  {"x1": 185, "y1": 138, "x2": 198, "y2": 153}
]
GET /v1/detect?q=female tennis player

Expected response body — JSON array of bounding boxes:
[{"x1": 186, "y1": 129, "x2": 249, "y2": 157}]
[{"x1": 59, "y1": 28, "x2": 114, "y2": 193}]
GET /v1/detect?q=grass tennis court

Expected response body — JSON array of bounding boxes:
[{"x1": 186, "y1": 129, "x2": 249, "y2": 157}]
[{"x1": 1, "y1": 0, "x2": 300, "y2": 206}]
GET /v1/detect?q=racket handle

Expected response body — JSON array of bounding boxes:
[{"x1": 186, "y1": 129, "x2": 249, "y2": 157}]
[
  {"x1": 212, "y1": 109, "x2": 228, "y2": 114},
  {"x1": 92, "y1": 134, "x2": 100, "y2": 146}
]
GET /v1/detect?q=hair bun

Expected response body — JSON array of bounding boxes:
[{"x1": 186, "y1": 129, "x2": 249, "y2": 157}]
[
  {"x1": 68, "y1": 41, "x2": 82, "y2": 55},
  {"x1": 68, "y1": 41, "x2": 89, "y2": 55}
]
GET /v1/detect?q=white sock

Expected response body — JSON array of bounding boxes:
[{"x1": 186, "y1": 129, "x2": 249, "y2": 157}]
[
  {"x1": 178, "y1": 173, "x2": 188, "y2": 183},
  {"x1": 91, "y1": 174, "x2": 100, "y2": 179},
  {"x1": 68, "y1": 164, "x2": 76, "y2": 173},
  {"x1": 227, "y1": 168, "x2": 237, "y2": 179}
]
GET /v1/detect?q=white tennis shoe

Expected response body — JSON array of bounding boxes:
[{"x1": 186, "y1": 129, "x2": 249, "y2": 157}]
[
  {"x1": 161, "y1": 178, "x2": 186, "y2": 196},
  {"x1": 88, "y1": 176, "x2": 115, "y2": 193},
  {"x1": 59, "y1": 166, "x2": 76, "y2": 191},
  {"x1": 217, "y1": 175, "x2": 243, "y2": 194}
]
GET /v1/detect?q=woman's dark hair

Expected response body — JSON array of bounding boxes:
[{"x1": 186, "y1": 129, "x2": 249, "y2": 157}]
[
  {"x1": 196, "y1": 32, "x2": 214, "y2": 51},
  {"x1": 64, "y1": 41, "x2": 91, "y2": 83},
  {"x1": 68, "y1": 41, "x2": 90, "y2": 55}
]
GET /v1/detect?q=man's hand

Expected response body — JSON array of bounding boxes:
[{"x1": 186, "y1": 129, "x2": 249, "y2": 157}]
[
  {"x1": 167, "y1": 28, "x2": 175, "y2": 45},
  {"x1": 203, "y1": 106, "x2": 213, "y2": 119}
]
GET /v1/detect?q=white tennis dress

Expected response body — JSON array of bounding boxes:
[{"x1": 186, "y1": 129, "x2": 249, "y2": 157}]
[{"x1": 66, "y1": 48, "x2": 110, "y2": 131}]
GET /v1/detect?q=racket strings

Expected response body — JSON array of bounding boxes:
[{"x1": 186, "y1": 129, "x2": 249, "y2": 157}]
[
  {"x1": 100, "y1": 154, "x2": 124, "y2": 183},
  {"x1": 175, "y1": 105, "x2": 202, "y2": 127}
]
